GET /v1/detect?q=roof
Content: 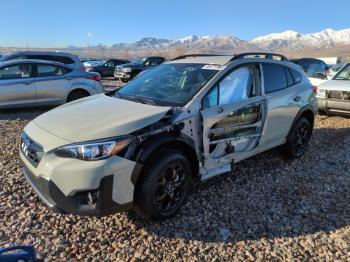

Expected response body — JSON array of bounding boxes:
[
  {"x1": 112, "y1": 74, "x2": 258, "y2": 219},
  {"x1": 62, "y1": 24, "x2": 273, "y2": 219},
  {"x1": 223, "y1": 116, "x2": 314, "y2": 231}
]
[
  {"x1": 3, "y1": 51, "x2": 78, "y2": 57},
  {"x1": 168, "y1": 55, "x2": 232, "y2": 65},
  {"x1": 168, "y1": 52, "x2": 289, "y2": 65},
  {"x1": 0, "y1": 59, "x2": 75, "y2": 68}
]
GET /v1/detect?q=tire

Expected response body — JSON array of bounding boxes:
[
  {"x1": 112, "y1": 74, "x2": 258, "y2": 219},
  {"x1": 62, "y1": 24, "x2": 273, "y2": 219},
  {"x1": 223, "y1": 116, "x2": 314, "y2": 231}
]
[
  {"x1": 282, "y1": 117, "x2": 312, "y2": 159},
  {"x1": 96, "y1": 71, "x2": 103, "y2": 77},
  {"x1": 318, "y1": 109, "x2": 328, "y2": 116},
  {"x1": 135, "y1": 150, "x2": 192, "y2": 220},
  {"x1": 67, "y1": 90, "x2": 90, "y2": 102},
  {"x1": 120, "y1": 78, "x2": 129, "y2": 83}
]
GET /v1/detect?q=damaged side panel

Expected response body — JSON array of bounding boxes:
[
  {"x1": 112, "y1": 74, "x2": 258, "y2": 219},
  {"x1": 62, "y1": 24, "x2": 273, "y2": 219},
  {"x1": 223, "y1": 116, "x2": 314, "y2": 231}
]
[{"x1": 200, "y1": 97, "x2": 267, "y2": 180}]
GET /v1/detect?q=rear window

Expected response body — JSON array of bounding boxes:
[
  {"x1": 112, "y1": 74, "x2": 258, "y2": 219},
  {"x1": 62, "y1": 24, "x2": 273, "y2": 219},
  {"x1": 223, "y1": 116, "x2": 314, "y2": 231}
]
[
  {"x1": 56, "y1": 56, "x2": 75, "y2": 64},
  {"x1": 262, "y1": 64, "x2": 288, "y2": 93}
]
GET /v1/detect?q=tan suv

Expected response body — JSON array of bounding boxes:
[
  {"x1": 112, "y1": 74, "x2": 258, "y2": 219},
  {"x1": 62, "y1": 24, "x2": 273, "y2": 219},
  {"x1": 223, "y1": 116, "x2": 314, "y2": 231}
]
[{"x1": 20, "y1": 53, "x2": 317, "y2": 220}]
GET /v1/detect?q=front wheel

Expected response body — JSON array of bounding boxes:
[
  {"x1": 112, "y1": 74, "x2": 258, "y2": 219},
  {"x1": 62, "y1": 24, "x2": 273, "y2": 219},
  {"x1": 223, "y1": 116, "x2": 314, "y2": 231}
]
[
  {"x1": 135, "y1": 150, "x2": 192, "y2": 220},
  {"x1": 282, "y1": 117, "x2": 312, "y2": 159}
]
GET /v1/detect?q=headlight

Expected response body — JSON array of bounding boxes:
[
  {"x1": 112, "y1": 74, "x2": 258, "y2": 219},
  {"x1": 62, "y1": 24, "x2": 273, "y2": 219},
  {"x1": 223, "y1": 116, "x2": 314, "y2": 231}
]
[
  {"x1": 317, "y1": 89, "x2": 326, "y2": 98},
  {"x1": 53, "y1": 136, "x2": 135, "y2": 161},
  {"x1": 123, "y1": 67, "x2": 132, "y2": 73}
]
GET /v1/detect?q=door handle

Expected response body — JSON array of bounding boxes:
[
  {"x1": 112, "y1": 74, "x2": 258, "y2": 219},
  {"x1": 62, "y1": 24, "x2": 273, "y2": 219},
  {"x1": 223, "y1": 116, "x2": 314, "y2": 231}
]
[
  {"x1": 23, "y1": 81, "x2": 32, "y2": 85},
  {"x1": 217, "y1": 106, "x2": 224, "y2": 113},
  {"x1": 66, "y1": 77, "x2": 73, "y2": 81},
  {"x1": 293, "y1": 96, "x2": 302, "y2": 102}
]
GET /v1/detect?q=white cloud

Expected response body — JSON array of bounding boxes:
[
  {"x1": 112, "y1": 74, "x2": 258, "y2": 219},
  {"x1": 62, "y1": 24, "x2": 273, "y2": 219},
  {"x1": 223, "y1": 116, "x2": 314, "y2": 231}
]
[{"x1": 87, "y1": 32, "x2": 94, "y2": 38}]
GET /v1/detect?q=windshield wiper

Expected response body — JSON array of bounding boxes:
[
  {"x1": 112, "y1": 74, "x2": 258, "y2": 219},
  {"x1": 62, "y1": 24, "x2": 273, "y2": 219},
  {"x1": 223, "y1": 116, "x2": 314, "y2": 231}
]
[{"x1": 119, "y1": 94, "x2": 158, "y2": 105}]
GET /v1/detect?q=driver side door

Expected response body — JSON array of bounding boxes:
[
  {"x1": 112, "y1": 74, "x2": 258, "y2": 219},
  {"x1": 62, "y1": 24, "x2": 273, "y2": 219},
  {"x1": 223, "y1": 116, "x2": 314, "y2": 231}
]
[{"x1": 200, "y1": 64, "x2": 267, "y2": 179}]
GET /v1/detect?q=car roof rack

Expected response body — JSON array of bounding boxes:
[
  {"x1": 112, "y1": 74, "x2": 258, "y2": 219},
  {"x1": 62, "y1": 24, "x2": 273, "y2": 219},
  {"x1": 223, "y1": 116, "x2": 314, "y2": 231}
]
[
  {"x1": 172, "y1": 54, "x2": 229, "y2": 61},
  {"x1": 229, "y1": 52, "x2": 289, "y2": 62}
]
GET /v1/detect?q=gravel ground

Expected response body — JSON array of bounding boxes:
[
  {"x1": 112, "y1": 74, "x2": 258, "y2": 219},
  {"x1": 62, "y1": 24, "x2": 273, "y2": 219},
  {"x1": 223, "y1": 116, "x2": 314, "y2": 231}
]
[{"x1": 0, "y1": 83, "x2": 350, "y2": 260}]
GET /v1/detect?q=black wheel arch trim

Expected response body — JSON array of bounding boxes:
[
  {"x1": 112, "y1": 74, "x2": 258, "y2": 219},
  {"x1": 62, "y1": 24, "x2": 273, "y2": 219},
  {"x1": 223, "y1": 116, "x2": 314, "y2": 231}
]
[
  {"x1": 287, "y1": 105, "x2": 316, "y2": 138},
  {"x1": 130, "y1": 133, "x2": 199, "y2": 184}
]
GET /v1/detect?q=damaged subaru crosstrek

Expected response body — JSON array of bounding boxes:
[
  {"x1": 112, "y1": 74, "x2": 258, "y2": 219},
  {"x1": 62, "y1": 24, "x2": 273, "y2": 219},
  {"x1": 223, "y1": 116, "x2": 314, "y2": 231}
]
[{"x1": 20, "y1": 53, "x2": 317, "y2": 220}]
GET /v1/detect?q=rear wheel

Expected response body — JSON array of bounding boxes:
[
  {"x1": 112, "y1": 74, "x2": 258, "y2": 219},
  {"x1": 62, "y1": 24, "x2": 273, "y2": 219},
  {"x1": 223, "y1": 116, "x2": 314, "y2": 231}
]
[
  {"x1": 282, "y1": 117, "x2": 312, "y2": 159},
  {"x1": 135, "y1": 150, "x2": 192, "y2": 220},
  {"x1": 67, "y1": 89, "x2": 90, "y2": 102}
]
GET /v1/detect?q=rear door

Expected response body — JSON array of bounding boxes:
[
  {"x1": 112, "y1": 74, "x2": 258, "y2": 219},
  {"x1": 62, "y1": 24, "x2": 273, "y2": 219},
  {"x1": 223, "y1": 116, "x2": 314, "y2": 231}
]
[
  {"x1": 0, "y1": 63, "x2": 36, "y2": 108},
  {"x1": 34, "y1": 63, "x2": 73, "y2": 105},
  {"x1": 258, "y1": 63, "x2": 305, "y2": 148},
  {"x1": 200, "y1": 64, "x2": 267, "y2": 177}
]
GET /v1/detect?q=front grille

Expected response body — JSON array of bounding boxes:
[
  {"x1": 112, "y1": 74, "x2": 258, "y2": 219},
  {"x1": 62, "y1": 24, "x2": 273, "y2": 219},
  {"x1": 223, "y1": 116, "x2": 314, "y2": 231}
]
[
  {"x1": 21, "y1": 133, "x2": 44, "y2": 167},
  {"x1": 327, "y1": 91, "x2": 350, "y2": 101}
]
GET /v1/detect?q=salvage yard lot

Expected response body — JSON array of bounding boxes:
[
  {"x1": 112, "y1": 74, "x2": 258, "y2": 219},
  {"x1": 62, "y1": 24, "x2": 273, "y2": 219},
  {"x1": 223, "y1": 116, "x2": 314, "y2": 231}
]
[{"x1": 0, "y1": 81, "x2": 350, "y2": 260}]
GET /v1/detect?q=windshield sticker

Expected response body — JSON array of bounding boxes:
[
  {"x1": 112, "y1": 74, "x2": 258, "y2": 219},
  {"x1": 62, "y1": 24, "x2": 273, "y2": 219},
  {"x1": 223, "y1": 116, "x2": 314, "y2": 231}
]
[{"x1": 202, "y1": 64, "x2": 223, "y2": 70}]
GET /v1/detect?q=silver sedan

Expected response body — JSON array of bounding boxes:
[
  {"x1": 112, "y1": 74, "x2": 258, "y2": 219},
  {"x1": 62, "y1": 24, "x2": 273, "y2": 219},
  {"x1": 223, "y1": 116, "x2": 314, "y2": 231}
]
[{"x1": 0, "y1": 59, "x2": 104, "y2": 109}]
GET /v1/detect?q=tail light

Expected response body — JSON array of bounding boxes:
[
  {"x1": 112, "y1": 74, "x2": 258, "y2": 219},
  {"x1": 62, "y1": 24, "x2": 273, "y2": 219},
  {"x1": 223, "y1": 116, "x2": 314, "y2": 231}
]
[
  {"x1": 86, "y1": 75, "x2": 101, "y2": 82},
  {"x1": 312, "y1": 85, "x2": 318, "y2": 94}
]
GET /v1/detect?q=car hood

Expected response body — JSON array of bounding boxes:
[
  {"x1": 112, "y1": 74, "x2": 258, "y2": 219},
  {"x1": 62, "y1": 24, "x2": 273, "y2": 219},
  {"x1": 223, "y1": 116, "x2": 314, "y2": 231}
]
[
  {"x1": 319, "y1": 80, "x2": 350, "y2": 91},
  {"x1": 118, "y1": 63, "x2": 144, "y2": 69},
  {"x1": 33, "y1": 94, "x2": 171, "y2": 143}
]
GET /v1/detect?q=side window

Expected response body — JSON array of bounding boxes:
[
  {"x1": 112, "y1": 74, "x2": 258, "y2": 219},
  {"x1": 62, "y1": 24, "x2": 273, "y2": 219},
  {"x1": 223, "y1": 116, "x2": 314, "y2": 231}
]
[
  {"x1": 149, "y1": 58, "x2": 158, "y2": 66},
  {"x1": 37, "y1": 64, "x2": 71, "y2": 77},
  {"x1": 8, "y1": 55, "x2": 28, "y2": 60},
  {"x1": 105, "y1": 60, "x2": 115, "y2": 67},
  {"x1": 0, "y1": 64, "x2": 33, "y2": 80},
  {"x1": 285, "y1": 67, "x2": 294, "y2": 86},
  {"x1": 30, "y1": 55, "x2": 56, "y2": 62},
  {"x1": 290, "y1": 68, "x2": 302, "y2": 84},
  {"x1": 155, "y1": 57, "x2": 164, "y2": 65},
  {"x1": 219, "y1": 67, "x2": 253, "y2": 105},
  {"x1": 306, "y1": 62, "x2": 323, "y2": 77},
  {"x1": 262, "y1": 64, "x2": 288, "y2": 93},
  {"x1": 203, "y1": 66, "x2": 257, "y2": 108},
  {"x1": 202, "y1": 85, "x2": 219, "y2": 108}
]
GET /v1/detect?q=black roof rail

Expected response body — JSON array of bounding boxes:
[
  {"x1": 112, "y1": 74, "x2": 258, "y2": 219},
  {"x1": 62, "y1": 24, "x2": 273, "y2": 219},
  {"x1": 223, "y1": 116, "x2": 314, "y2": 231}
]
[
  {"x1": 172, "y1": 54, "x2": 229, "y2": 61},
  {"x1": 229, "y1": 52, "x2": 289, "y2": 62}
]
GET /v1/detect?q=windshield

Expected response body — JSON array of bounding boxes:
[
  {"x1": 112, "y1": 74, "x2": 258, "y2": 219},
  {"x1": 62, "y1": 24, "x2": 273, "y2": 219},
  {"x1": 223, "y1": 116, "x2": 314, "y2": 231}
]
[
  {"x1": 131, "y1": 57, "x2": 147, "y2": 64},
  {"x1": 117, "y1": 63, "x2": 219, "y2": 106},
  {"x1": 334, "y1": 64, "x2": 350, "y2": 80}
]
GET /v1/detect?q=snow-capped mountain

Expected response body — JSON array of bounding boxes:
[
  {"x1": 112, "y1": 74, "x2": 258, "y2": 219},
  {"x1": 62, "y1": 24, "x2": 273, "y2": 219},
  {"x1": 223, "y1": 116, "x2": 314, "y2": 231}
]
[
  {"x1": 108, "y1": 28, "x2": 350, "y2": 54},
  {"x1": 251, "y1": 28, "x2": 350, "y2": 50},
  {"x1": 112, "y1": 35, "x2": 261, "y2": 53}
]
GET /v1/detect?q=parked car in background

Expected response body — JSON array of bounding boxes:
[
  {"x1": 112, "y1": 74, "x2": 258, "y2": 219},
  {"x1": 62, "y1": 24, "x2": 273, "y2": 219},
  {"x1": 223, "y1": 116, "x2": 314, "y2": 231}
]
[
  {"x1": 20, "y1": 53, "x2": 316, "y2": 220},
  {"x1": 317, "y1": 63, "x2": 350, "y2": 115},
  {"x1": 291, "y1": 58, "x2": 330, "y2": 86},
  {"x1": 0, "y1": 51, "x2": 84, "y2": 71},
  {"x1": 328, "y1": 64, "x2": 344, "y2": 77},
  {"x1": 114, "y1": 56, "x2": 165, "y2": 82},
  {"x1": 82, "y1": 59, "x2": 102, "y2": 68},
  {"x1": 85, "y1": 59, "x2": 129, "y2": 77},
  {"x1": 0, "y1": 59, "x2": 104, "y2": 109}
]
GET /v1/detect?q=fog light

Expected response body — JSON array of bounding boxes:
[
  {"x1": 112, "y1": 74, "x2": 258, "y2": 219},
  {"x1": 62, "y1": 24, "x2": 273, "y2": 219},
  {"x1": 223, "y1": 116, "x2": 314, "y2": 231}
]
[{"x1": 86, "y1": 191, "x2": 99, "y2": 206}]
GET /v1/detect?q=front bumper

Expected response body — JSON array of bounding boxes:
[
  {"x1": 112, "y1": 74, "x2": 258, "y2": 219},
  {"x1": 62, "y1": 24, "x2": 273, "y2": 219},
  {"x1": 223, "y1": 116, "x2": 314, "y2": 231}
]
[
  {"x1": 114, "y1": 72, "x2": 131, "y2": 79},
  {"x1": 20, "y1": 146, "x2": 141, "y2": 216},
  {"x1": 22, "y1": 165, "x2": 132, "y2": 216},
  {"x1": 317, "y1": 98, "x2": 350, "y2": 114}
]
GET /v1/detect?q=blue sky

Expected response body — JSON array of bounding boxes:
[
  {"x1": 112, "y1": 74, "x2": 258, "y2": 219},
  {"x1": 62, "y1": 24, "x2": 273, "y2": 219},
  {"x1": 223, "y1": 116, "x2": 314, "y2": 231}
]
[{"x1": 2, "y1": 0, "x2": 350, "y2": 47}]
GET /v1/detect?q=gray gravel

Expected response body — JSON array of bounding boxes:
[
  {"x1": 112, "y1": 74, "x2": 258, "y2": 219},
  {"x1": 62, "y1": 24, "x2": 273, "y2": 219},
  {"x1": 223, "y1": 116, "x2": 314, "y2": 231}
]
[{"x1": 1, "y1": 84, "x2": 350, "y2": 260}]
